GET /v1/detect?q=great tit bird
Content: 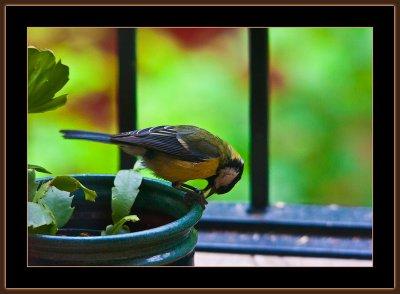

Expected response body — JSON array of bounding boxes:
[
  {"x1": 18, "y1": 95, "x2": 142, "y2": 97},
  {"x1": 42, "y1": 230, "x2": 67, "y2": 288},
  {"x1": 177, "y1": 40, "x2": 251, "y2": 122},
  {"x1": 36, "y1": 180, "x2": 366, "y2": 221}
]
[{"x1": 60, "y1": 125, "x2": 244, "y2": 207}]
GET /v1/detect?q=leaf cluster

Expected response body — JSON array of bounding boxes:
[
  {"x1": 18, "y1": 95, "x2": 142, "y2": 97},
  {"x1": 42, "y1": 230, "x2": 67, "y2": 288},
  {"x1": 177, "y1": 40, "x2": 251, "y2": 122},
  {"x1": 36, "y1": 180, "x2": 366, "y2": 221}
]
[
  {"x1": 28, "y1": 47, "x2": 69, "y2": 113},
  {"x1": 27, "y1": 46, "x2": 143, "y2": 236},
  {"x1": 28, "y1": 167, "x2": 97, "y2": 235}
]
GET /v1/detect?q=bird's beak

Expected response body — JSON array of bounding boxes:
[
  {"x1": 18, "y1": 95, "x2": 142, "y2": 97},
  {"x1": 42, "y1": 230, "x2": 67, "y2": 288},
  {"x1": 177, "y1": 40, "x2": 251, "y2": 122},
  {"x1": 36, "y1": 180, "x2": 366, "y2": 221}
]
[{"x1": 204, "y1": 187, "x2": 215, "y2": 199}]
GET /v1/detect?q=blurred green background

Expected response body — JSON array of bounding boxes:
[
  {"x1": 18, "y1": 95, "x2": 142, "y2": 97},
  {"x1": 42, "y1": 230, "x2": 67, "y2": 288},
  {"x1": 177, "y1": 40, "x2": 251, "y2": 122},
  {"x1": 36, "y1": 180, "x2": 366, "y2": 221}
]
[{"x1": 27, "y1": 28, "x2": 372, "y2": 206}]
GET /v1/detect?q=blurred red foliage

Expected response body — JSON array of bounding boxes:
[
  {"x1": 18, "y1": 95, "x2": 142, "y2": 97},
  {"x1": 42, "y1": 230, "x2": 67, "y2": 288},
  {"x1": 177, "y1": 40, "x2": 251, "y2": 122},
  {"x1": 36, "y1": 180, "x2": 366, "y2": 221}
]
[
  {"x1": 68, "y1": 92, "x2": 114, "y2": 129},
  {"x1": 269, "y1": 66, "x2": 285, "y2": 92},
  {"x1": 99, "y1": 28, "x2": 117, "y2": 54},
  {"x1": 163, "y1": 28, "x2": 235, "y2": 48}
]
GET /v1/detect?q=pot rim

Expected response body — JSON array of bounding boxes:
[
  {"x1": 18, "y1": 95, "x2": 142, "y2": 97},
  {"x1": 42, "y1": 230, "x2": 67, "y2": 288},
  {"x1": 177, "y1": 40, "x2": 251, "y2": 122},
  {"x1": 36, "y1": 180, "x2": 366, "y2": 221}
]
[{"x1": 29, "y1": 174, "x2": 203, "y2": 244}]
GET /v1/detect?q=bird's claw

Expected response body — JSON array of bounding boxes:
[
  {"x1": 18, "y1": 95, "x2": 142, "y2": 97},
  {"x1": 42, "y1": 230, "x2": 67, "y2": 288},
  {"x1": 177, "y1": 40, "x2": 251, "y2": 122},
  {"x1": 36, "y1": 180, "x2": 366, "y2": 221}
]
[
  {"x1": 184, "y1": 191, "x2": 208, "y2": 210},
  {"x1": 192, "y1": 187, "x2": 201, "y2": 194}
]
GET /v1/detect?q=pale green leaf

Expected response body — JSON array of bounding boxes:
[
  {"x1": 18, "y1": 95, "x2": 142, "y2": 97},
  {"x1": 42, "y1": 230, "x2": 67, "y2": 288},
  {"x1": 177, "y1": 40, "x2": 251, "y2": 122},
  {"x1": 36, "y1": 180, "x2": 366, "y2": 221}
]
[
  {"x1": 39, "y1": 186, "x2": 75, "y2": 228},
  {"x1": 101, "y1": 215, "x2": 139, "y2": 236},
  {"x1": 48, "y1": 175, "x2": 97, "y2": 202},
  {"x1": 32, "y1": 181, "x2": 51, "y2": 203},
  {"x1": 28, "y1": 202, "x2": 54, "y2": 228},
  {"x1": 111, "y1": 170, "x2": 143, "y2": 223},
  {"x1": 28, "y1": 164, "x2": 51, "y2": 174},
  {"x1": 33, "y1": 176, "x2": 97, "y2": 203},
  {"x1": 28, "y1": 169, "x2": 38, "y2": 201}
]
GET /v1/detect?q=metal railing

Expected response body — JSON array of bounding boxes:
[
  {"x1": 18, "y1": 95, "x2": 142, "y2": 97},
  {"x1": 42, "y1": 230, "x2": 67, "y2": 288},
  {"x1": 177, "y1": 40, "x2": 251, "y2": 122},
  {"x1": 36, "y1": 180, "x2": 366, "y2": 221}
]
[
  {"x1": 116, "y1": 28, "x2": 372, "y2": 259},
  {"x1": 117, "y1": 27, "x2": 271, "y2": 211}
]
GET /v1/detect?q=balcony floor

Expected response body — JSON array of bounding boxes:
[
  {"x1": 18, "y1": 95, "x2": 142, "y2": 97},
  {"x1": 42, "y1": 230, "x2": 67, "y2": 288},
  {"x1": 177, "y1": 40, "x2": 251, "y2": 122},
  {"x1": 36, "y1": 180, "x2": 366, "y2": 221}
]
[{"x1": 194, "y1": 252, "x2": 372, "y2": 267}]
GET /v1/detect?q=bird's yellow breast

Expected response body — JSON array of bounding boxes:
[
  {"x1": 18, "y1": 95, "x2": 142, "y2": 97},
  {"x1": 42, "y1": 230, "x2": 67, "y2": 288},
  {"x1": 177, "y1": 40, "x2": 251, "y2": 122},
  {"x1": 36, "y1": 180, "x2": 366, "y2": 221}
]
[{"x1": 145, "y1": 153, "x2": 220, "y2": 183}]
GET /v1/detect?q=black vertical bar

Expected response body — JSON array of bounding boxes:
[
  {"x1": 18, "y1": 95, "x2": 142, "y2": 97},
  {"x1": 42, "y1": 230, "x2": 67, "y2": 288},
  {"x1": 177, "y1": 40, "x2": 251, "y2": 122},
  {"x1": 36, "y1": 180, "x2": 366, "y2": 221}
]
[
  {"x1": 249, "y1": 28, "x2": 269, "y2": 211},
  {"x1": 117, "y1": 28, "x2": 137, "y2": 169}
]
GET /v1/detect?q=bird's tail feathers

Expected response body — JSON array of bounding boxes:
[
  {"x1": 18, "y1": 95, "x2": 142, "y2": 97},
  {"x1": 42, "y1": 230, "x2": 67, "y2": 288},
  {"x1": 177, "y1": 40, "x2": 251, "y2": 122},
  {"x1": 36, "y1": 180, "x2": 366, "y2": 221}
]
[{"x1": 60, "y1": 130, "x2": 112, "y2": 143}]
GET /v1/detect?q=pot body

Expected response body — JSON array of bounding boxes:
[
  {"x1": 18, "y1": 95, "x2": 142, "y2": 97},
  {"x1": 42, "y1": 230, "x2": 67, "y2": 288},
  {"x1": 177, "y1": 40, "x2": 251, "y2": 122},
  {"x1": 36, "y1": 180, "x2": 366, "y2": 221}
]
[{"x1": 28, "y1": 175, "x2": 203, "y2": 266}]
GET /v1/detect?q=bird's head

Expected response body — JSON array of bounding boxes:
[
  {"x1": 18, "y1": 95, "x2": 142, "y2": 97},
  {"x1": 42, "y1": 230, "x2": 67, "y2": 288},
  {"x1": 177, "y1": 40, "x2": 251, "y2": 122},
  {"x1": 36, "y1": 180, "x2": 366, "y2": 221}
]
[{"x1": 205, "y1": 153, "x2": 244, "y2": 196}]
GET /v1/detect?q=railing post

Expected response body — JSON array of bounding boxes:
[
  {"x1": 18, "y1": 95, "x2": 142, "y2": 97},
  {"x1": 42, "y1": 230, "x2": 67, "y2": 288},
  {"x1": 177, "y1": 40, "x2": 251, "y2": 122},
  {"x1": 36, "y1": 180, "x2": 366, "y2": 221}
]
[
  {"x1": 117, "y1": 28, "x2": 137, "y2": 169},
  {"x1": 249, "y1": 28, "x2": 269, "y2": 212}
]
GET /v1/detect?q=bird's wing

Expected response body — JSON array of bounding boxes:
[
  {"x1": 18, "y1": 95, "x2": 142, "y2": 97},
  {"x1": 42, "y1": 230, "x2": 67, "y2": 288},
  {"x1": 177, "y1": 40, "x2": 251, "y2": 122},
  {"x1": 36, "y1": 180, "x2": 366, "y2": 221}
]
[{"x1": 111, "y1": 125, "x2": 221, "y2": 162}]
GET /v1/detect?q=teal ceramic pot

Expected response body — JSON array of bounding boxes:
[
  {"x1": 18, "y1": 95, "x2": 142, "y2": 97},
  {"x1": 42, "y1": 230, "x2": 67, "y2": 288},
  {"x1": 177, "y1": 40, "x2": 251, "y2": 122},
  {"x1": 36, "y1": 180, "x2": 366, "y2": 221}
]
[{"x1": 28, "y1": 175, "x2": 203, "y2": 266}]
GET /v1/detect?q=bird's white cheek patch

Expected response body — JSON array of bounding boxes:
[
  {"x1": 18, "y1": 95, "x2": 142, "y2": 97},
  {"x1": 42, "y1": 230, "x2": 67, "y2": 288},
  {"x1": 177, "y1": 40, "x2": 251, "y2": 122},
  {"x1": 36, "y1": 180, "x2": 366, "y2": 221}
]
[{"x1": 215, "y1": 168, "x2": 239, "y2": 188}]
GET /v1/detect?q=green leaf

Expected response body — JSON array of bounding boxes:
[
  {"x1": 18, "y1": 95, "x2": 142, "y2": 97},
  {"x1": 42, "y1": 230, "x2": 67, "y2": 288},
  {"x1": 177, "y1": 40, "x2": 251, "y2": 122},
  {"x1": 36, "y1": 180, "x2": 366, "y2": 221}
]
[
  {"x1": 28, "y1": 94, "x2": 67, "y2": 113},
  {"x1": 32, "y1": 181, "x2": 51, "y2": 203},
  {"x1": 29, "y1": 224, "x2": 58, "y2": 235},
  {"x1": 111, "y1": 170, "x2": 143, "y2": 223},
  {"x1": 39, "y1": 186, "x2": 75, "y2": 228},
  {"x1": 50, "y1": 176, "x2": 80, "y2": 191},
  {"x1": 32, "y1": 175, "x2": 96, "y2": 206},
  {"x1": 28, "y1": 164, "x2": 51, "y2": 174},
  {"x1": 28, "y1": 47, "x2": 69, "y2": 113},
  {"x1": 50, "y1": 176, "x2": 97, "y2": 202},
  {"x1": 28, "y1": 169, "x2": 38, "y2": 201},
  {"x1": 28, "y1": 175, "x2": 96, "y2": 235},
  {"x1": 101, "y1": 215, "x2": 140, "y2": 236},
  {"x1": 81, "y1": 186, "x2": 97, "y2": 202},
  {"x1": 28, "y1": 202, "x2": 54, "y2": 228}
]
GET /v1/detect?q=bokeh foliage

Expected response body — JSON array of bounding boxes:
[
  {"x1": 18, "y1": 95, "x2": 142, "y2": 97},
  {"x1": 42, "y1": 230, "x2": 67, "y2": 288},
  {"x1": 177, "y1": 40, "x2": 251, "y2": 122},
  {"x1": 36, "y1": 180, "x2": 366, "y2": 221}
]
[{"x1": 27, "y1": 28, "x2": 372, "y2": 206}]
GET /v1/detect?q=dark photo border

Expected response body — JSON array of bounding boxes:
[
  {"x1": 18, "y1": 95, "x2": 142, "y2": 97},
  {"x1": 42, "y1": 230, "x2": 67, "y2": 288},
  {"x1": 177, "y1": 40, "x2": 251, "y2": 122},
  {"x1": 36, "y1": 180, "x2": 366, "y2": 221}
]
[{"x1": 1, "y1": 2, "x2": 397, "y2": 292}]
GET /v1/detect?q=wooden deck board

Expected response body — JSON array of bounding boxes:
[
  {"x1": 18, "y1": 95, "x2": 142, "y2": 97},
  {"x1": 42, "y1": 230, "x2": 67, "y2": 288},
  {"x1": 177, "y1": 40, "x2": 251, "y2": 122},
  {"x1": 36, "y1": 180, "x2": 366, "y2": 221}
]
[{"x1": 194, "y1": 252, "x2": 372, "y2": 267}]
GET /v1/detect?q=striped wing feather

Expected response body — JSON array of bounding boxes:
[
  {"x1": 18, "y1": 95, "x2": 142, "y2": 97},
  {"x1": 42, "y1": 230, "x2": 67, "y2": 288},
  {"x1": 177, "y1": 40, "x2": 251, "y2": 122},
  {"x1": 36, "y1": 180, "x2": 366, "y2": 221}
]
[{"x1": 111, "y1": 125, "x2": 221, "y2": 162}]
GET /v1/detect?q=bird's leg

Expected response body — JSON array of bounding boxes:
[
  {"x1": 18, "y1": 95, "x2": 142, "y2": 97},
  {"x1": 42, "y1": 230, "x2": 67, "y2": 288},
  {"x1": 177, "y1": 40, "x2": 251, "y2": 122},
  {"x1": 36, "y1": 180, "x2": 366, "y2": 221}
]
[
  {"x1": 180, "y1": 183, "x2": 201, "y2": 194},
  {"x1": 172, "y1": 182, "x2": 208, "y2": 209}
]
